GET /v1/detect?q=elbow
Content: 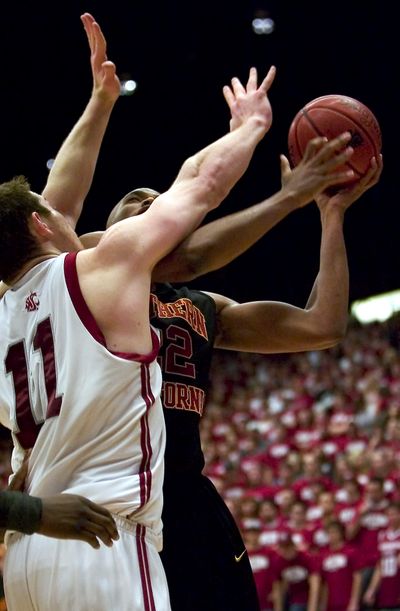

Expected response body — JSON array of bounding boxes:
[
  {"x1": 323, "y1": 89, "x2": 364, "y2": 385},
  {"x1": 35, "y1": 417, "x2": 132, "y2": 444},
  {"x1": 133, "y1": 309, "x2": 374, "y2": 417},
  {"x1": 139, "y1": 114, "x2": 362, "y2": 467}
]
[
  {"x1": 311, "y1": 322, "x2": 348, "y2": 349},
  {"x1": 168, "y1": 252, "x2": 208, "y2": 283},
  {"x1": 307, "y1": 308, "x2": 348, "y2": 349},
  {"x1": 316, "y1": 329, "x2": 346, "y2": 349}
]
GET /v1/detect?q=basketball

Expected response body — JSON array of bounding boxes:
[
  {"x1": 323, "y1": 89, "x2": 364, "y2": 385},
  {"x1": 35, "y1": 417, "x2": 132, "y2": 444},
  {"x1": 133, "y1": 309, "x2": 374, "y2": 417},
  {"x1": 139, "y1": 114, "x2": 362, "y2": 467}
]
[{"x1": 288, "y1": 94, "x2": 382, "y2": 186}]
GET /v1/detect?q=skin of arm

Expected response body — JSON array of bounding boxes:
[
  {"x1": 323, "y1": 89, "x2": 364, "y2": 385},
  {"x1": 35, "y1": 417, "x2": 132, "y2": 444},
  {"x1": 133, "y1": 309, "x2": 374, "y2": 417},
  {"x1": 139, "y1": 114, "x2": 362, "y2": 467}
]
[
  {"x1": 151, "y1": 135, "x2": 359, "y2": 282},
  {"x1": 308, "y1": 573, "x2": 321, "y2": 611},
  {"x1": 204, "y1": 157, "x2": 382, "y2": 354},
  {"x1": 42, "y1": 13, "x2": 120, "y2": 228},
  {"x1": 363, "y1": 563, "x2": 381, "y2": 605},
  {"x1": 80, "y1": 133, "x2": 360, "y2": 281},
  {"x1": 76, "y1": 67, "x2": 276, "y2": 355},
  {"x1": 320, "y1": 581, "x2": 328, "y2": 611},
  {"x1": 272, "y1": 579, "x2": 284, "y2": 611},
  {"x1": 0, "y1": 454, "x2": 119, "y2": 548},
  {"x1": 346, "y1": 501, "x2": 369, "y2": 540},
  {"x1": 347, "y1": 570, "x2": 362, "y2": 611}
]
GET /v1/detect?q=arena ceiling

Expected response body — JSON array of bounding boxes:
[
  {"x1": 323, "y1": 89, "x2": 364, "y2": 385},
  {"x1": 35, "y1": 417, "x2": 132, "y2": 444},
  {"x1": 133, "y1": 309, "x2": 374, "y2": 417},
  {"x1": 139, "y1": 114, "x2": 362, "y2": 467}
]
[{"x1": 1, "y1": 0, "x2": 397, "y2": 306}]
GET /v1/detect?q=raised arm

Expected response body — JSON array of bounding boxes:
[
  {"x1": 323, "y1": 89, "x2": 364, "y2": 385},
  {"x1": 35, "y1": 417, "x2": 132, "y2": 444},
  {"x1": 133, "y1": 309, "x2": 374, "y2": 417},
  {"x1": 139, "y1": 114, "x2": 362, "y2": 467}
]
[
  {"x1": 42, "y1": 13, "x2": 120, "y2": 228},
  {"x1": 151, "y1": 135, "x2": 360, "y2": 282},
  {"x1": 80, "y1": 133, "x2": 361, "y2": 279},
  {"x1": 208, "y1": 155, "x2": 382, "y2": 354},
  {"x1": 77, "y1": 67, "x2": 276, "y2": 354},
  {"x1": 90, "y1": 67, "x2": 276, "y2": 270}
]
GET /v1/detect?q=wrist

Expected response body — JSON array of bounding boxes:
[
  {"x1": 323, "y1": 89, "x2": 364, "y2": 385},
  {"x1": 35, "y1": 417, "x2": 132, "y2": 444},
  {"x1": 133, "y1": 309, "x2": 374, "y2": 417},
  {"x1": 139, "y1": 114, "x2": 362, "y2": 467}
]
[
  {"x1": 5, "y1": 492, "x2": 42, "y2": 535},
  {"x1": 273, "y1": 188, "x2": 304, "y2": 213},
  {"x1": 90, "y1": 90, "x2": 118, "y2": 111},
  {"x1": 320, "y1": 204, "x2": 346, "y2": 224},
  {"x1": 242, "y1": 115, "x2": 269, "y2": 138}
]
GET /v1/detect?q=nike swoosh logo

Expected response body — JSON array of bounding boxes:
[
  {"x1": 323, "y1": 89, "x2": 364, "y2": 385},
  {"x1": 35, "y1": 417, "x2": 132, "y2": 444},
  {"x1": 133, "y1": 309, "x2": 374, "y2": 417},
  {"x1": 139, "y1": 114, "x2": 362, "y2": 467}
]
[{"x1": 234, "y1": 549, "x2": 246, "y2": 562}]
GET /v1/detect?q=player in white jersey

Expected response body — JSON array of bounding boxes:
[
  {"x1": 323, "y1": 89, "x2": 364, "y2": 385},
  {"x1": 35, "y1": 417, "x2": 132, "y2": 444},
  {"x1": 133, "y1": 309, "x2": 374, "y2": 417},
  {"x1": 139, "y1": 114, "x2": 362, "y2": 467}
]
[{"x1": 0, "y1": 55, "x2": 276, "y2": 611}]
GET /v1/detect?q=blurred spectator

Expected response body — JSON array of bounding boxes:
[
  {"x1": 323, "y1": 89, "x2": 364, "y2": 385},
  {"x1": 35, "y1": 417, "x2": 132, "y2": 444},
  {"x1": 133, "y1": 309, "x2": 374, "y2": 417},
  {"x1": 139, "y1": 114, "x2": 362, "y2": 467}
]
[
  {"x1": 273, "y1": 531, "x2": 319, "y2": 611},
  {"x1": 293, "y1": 453, "x2": 333, "y2": 504},
  {"x1": 285, "y1": 501, "x2": 314, "y2": 551},
  {"x1": 244, "y1": 526, "x2": 276, "y2": 611},
  {"x1": 347, "y1": 477, "x2": 389, "y2": 603},
  {"x1": 259, "y1": 500, "x2": 284, "y2": 548},
  {"x1": 363, "y1": 501, "x2": 400, "y2": 610},
  {"x1": 314, "y1": 520, "x2": 363, "y2": 611}
]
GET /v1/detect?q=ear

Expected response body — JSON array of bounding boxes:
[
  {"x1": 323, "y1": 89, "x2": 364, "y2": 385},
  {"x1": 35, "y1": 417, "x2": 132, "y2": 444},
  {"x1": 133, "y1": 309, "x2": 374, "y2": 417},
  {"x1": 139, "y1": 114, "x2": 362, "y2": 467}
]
[{"x1": 30, "y1": 211, "x2": 53, "y2": 239}]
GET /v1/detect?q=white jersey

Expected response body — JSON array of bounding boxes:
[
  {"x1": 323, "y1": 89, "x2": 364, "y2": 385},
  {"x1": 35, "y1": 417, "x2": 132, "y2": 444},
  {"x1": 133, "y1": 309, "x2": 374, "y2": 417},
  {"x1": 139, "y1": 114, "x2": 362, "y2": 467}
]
[{"x1": 0, "y1": 253, "x2": 165, "y2": 543}]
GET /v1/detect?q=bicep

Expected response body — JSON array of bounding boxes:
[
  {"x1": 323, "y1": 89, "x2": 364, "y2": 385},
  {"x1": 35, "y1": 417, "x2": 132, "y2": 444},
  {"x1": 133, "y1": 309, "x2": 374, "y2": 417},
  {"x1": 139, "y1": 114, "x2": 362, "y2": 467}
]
[{"x1": 214, "y1": 300, "x2": 332, "y2": 353}]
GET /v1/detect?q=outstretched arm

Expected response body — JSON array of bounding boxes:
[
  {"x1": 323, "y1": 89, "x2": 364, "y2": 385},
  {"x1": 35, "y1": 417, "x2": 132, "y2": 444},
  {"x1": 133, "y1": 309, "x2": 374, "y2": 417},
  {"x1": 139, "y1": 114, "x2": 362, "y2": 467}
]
[
  {"x1": 42, "y1": 13, "x2": 120, "y2": 228},
  {"x1": 94, "y1": 67, "x2": 277, "y2": 270},
  {"x1": 77, "y1": 67, "x2": 277, "y2": 355},
  {"x1": 79, "y1": 133, "x2": 358, "y2": 277},
  {"x1": 208, "y1": 156, "x2": 382, "y2": 353},
  {"x1": 151, "y1": 134, "x2": 358, "y2": 281}
]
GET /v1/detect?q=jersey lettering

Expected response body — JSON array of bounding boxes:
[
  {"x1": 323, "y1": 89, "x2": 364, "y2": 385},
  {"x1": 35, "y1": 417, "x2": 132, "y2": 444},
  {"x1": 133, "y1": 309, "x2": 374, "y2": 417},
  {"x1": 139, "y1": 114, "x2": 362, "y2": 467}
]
[
  {"x1": 163, "y1": 381, "x2": 205, "y2": 416},
  {"x1": 164, "y1": 325, "x2": 195, "y2": 378},
  {"x1": 4, "y1": 316, "x2": 62, "y2": 448},
  {"x1": 151, "y1": 294, "x2": 208, "y2": 339}
]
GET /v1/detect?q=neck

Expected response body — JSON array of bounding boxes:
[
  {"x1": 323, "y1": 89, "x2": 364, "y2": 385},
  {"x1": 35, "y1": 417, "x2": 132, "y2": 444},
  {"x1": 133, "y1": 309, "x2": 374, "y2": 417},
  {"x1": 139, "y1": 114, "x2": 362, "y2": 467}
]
[{"x1": 8, "y1": 252, "x2": 59, "y2": 286}]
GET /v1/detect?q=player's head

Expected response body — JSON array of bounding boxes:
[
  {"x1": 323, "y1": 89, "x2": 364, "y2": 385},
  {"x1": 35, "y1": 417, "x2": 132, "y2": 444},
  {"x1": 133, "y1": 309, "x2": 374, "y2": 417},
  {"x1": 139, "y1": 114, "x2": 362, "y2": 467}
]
[
  {"x1": 0, "y1": 176, "x2": 82, "y2": 283},
  {"x1": 106, "y1": 188, "x2": 160, "y2": 228}
]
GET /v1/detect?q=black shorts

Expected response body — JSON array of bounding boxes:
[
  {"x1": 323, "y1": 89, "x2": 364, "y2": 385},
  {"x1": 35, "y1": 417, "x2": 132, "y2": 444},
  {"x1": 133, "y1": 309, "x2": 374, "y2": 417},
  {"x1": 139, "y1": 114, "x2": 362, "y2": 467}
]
[{"x1": 160, "y1": 474, "x2": 260, "y2": 611}]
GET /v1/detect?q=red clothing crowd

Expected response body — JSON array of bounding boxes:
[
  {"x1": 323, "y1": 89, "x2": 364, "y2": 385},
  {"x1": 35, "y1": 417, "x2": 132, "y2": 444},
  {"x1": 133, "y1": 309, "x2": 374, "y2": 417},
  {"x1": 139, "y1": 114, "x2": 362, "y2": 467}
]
[{"x1": 201, "y1": 319, "x2": 400, "y2": 610}]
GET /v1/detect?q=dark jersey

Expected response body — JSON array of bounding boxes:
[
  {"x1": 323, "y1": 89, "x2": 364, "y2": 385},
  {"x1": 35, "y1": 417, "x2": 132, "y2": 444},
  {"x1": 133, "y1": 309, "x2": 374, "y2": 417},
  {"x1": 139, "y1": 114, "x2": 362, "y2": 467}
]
[
  {"x1": 150, "y1": 283, "x2": 216, "y2": 476},
  {"x1": 153, "y1": 284, "x2": 261, "y2": 611}
]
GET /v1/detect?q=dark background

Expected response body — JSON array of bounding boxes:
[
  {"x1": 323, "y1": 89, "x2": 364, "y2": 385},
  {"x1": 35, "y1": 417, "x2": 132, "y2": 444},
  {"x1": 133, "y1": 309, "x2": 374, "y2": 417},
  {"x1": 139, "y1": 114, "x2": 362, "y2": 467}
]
[{"x1": 1, "y1": 1, "x2": 397, "y2": 306}]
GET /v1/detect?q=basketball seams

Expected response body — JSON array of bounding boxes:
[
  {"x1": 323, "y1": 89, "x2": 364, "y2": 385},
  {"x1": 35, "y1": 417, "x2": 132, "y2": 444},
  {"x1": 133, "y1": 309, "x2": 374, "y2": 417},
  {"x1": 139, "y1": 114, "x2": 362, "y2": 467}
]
[
  {"x1": 301, "y1": 108, "x2": 369, "y2": 177},
  {"x1": 307, "y1": 95, "x2": 382, "y2": 149},
  {"x1": 288, "y1": 95, "x2": 382, "y2": 182},
  {"x1": 306, "y1": 105, "x2": 381, "y2": 156}
]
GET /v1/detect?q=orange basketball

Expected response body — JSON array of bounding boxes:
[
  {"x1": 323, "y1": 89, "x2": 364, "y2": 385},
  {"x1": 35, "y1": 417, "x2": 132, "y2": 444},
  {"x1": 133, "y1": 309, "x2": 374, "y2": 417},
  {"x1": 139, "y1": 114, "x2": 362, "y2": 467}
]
[{"x1": 288, "y1": 94, "x2": 382, "y2": 185}]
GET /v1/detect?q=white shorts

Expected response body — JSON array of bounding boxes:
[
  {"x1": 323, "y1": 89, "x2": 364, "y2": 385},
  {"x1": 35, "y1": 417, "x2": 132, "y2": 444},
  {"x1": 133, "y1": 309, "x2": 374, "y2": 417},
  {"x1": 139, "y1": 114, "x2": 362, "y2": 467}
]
[{"x1": 4, "y1": 515, "x2": 171, "y2": 611}]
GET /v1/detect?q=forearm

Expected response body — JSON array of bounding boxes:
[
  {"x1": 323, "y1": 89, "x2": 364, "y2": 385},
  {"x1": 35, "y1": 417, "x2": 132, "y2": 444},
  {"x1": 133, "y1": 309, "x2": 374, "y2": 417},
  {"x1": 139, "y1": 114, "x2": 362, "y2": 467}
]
[
  {"x1": 153, "y1": 188, "x2": 298, "y2": 282},
  {"x1": 42, "y1": 94, "x2": 116, "y2": 226},
  {"x1": 176, "y1": 117, "x2": 267, "y2": 209},
  {"x1": 306, "y1": 206, "x2": 348, "y2": 342},
  {"x1": 308, "y1": 574, "x2": 321, "y2": 611},
  {"x1": 366, "y1": 565, "x2": 381, "y2": 597},
  {"x1": 136, "y1": 117, "x2": 269, "y2": 267},
  {"x1": 272, "y1": 582, "x2": 283, "y2": 611},
  {"x1": 0, "y1": 491, "x2": 42, "y2": 536},
  {"x1": 349, "y1": 572, "x2": 362, "y2": 607}
]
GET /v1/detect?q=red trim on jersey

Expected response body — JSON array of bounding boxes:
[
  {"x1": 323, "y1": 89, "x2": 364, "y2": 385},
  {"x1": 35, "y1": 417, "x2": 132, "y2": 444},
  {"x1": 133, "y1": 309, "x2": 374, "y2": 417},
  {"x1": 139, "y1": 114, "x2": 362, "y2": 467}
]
[
  {"x1": 139, "y1": 363, "x2": 154, "y2": 506},
  {"x1": 136, "y1": 525, "x2": 156, "y2": 611},
  {"x1": 64, "y1": 252, "x2": 159, "y2": 362}
]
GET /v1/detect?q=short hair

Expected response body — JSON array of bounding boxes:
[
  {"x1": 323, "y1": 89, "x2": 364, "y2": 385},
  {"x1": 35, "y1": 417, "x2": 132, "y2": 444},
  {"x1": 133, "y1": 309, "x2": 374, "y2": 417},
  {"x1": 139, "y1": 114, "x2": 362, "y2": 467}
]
[
  {"x1": 106, "y1": 201, "x2": 124, "y2": 228},
  {"x1": 326, "y1": 519, "x2": 346, "y2": 539},
  {"x1": 106, "y1": 188, "x2": 160, "y2": 228},
  {"x1": 0, "y1": 176, "x2": 50, "y2": 282}
]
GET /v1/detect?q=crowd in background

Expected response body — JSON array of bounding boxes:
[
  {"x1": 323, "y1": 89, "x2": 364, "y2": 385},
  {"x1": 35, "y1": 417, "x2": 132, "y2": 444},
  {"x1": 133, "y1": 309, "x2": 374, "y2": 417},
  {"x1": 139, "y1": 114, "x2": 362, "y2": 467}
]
[
  {"x1": 1, "y1": 315, "x2": 400, "y2": 610},
  {"x1": 201, "y1": 315, "x2": 400, "y2": 610}
]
